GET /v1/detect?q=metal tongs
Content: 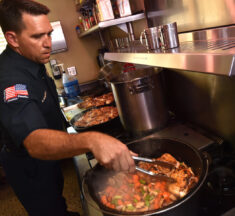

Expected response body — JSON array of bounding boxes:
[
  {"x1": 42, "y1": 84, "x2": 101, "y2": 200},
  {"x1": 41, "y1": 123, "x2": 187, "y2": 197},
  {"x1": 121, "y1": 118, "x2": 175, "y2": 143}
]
[{"x1": 132, "y1": 156, "x2": 176, "y2": 183}]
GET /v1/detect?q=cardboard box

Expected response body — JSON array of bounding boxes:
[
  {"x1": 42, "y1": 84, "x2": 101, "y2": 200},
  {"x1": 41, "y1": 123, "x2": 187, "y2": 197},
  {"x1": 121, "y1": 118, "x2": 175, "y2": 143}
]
[
  {"x1": 96, "y1": 0, "x2": 115, "y2": 21},
  {"x1": 116, "y1": 0, "x2": 144, "y2": 17}
]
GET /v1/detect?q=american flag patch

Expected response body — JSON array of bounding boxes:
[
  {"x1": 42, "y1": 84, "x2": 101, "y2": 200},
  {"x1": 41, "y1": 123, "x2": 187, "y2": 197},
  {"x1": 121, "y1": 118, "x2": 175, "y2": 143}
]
[{"x1": 4, "y1": 84, "x2": 29, "y2": 102}]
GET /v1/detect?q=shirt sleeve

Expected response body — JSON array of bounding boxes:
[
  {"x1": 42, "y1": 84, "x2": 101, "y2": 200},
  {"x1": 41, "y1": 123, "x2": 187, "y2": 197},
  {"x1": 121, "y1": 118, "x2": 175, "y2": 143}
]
[{"x1": 0, "y1": 80, "x2": 48, "y2": 148}]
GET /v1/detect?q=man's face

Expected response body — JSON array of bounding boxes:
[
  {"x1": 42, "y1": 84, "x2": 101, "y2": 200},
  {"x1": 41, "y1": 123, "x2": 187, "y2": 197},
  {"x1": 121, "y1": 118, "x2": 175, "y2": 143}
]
[{"x1": 15, "y1": 13, "x2": 53, "y2": 64}]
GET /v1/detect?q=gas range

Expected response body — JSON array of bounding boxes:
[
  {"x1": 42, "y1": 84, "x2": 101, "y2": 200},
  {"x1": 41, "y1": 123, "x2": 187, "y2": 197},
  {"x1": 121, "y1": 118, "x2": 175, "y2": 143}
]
[{"x1": 72, "y1": 120, "x2": 235, "y2": 216}]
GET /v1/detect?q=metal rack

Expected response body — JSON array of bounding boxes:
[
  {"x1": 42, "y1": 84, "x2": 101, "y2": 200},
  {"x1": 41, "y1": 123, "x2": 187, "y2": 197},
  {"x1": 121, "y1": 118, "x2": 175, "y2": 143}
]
[
  {"x1": 78, "y1": 13, "x2": 145, "y2": 38},
  {"x1": 104, "y1": 25, "x2": 235, "y2": 76}
]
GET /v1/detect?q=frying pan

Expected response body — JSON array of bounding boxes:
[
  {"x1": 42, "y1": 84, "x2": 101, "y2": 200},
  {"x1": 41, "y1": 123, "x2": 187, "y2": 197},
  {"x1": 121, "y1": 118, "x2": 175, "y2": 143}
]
[
  {"x1": 70, "y1": 106, "x2": 120, "y2": 133},
  {"x1": 82, "y1": 138, "x2": 209, "y2": 216}
]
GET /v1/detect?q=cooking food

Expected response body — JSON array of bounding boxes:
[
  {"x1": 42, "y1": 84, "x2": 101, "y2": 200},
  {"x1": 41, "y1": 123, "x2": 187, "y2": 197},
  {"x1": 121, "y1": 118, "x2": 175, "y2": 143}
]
[
  {"x1": 77, "y1": 92, "x2": 114, "y2": 109},
  {"x1": 98, "y1": 153, "x2": 198, "y2": 212},
  {"x1": 74, "y1": 106, "x2": 118, "y2": 127}
]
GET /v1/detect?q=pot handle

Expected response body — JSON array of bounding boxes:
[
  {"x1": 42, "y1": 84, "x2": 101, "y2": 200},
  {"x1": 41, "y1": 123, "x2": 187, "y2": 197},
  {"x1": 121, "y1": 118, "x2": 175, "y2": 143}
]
[
  {"x1": 128, "y1": 77, "x2": 155, "y2": 94},
  {"x1": 202, "y1": 151, "x2": 212, "y2": 166}
]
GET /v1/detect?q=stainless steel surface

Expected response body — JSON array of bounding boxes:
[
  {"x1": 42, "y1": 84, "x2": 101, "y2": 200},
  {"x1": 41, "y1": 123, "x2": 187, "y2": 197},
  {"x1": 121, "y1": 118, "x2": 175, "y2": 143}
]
[
  {"x1": 140, "y1": 26, "x2": 161, "y2": 50},
  {"x1": 164, "y1": 69, "x2": 235, "y2": 150},
  {"x1": 135, "y1": 166, "x2": 176, "y2": 183},
  {"x1": 144, "y1": 0, "x2": 235, "y2": 33},
  {"x1": 105, "y1": 25, "x2": 235, "y2": 76},
  {"x1": 79, "y1": 13, "x2": 145, "y2": 38},
  {"x1": 110, "y1": 67, "x2": 169, "y2": 135},
  {"x1": 179, "y1": 25, "x2": 235, "y2": 42},
  {"x1": 50, "y1": 21, "x2": 68, "y2": 54},
  {"x1": 132, "y1": 155, "x2": 175, "y2": 169},
  {"x1": 158, "y1": 22, "x2": 179, "y2": 50}
]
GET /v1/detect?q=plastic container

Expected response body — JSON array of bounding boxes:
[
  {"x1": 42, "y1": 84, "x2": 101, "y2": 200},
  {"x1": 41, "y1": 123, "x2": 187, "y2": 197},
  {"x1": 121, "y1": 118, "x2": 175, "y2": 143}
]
[{"x1": 62, "y1": 70, "x2": 80, "y2": 98}]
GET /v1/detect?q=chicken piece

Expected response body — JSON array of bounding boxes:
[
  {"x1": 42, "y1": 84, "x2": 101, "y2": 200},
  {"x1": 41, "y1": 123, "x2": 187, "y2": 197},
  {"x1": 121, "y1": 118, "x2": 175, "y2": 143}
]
[
  {"x1": 167, "y1": 165, "x2": 198, "y2": 198},
  {"x1": 136, "y1": 202, "x2": 145, "y2": 209},
  {"x1": 158, "y1": 153, "x2": 180, "y2": 168},
  {"x1": 168, "y1": 183, "x2": 187, "y2": 198},
  {"x1": 138, "y1": 206, "x2": 149, "y2": 212}
]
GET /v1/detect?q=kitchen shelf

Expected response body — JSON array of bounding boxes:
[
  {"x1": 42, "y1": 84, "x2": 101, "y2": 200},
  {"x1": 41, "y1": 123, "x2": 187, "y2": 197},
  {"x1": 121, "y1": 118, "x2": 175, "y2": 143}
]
[
  {"x1": 78, "y1": 13, "x2": 145, "y2": 38},
  {"x1": 75, "y1": 0, "x2": 91, "y2": 11},
  {"x1": 104, "y1": 26, "x2": 235, "y2": 76}
]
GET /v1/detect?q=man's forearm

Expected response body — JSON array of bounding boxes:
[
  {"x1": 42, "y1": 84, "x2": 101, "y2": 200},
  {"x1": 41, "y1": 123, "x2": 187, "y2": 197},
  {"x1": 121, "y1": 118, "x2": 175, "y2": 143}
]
[
  {"x1": 23, "y1": 128, "x2": 137, "y2": 172},
  {"x1": 23, "y1": 129, "x2": 93, "y2": 160}
]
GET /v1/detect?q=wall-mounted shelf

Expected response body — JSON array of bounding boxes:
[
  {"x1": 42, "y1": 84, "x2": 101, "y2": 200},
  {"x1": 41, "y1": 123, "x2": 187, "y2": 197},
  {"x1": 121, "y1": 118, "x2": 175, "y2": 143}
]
[
  {"x1": 75, "y1": 0, "x2": 91, "y2": 11},
  {"x1": 78, "y1": 13, "x2": 145, "y2": 38},
  {"x1": 104, "y1": 26, "x2": 235, "y2": 76}
]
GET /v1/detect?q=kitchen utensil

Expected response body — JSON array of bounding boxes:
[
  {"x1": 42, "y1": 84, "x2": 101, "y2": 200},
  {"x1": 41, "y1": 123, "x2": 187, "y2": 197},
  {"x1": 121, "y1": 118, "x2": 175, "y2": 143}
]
[
  {"x1": 135, "y1": 166, "x2": 176, "y2": 183},
  {"x1": 132, "y1": 155, "x2": 175, "y2": 169},
  {"x1": 110, "y1": 67, "x2": 169, "y2": 136},
  {"x1": 132, "y1": 155, "x2": 176, "y2": 182},
  {"x1": 158, "y1": 22, "x2": 179, "y2": 50},
  {"x1": 140, "y1": 26, "x2": 161, "y2": 50},
  {"x1": 83, "y1": 138, "x2": 209, "y2": 216}
]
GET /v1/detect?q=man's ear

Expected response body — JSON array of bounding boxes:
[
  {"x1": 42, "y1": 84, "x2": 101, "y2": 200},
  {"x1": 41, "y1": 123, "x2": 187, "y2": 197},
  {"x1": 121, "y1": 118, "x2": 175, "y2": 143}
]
[{"x1": 4, "y1": 31, "x2": 19, "y2": 48}]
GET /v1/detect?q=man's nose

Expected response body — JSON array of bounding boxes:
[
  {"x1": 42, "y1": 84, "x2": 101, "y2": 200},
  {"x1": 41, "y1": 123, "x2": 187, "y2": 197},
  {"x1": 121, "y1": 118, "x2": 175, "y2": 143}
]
[{"x1": 43, "y1": 35, "x2": 52, "y2": 48}]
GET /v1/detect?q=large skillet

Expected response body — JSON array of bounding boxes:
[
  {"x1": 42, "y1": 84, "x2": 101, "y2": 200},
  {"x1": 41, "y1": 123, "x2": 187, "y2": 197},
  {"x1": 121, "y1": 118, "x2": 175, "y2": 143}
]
[
  {"x1": 83, "y1": 138, "x2": 209, "y2": 216},
  {"x1": 70, "y1": 105, "x2": 119, "y2": 133}
]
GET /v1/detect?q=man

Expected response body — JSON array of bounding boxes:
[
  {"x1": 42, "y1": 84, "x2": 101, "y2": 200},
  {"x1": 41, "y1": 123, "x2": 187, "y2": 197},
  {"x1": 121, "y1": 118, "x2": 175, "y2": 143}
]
[{"x1": 0, "y1": 0, "x2": 136, "y2": 216}]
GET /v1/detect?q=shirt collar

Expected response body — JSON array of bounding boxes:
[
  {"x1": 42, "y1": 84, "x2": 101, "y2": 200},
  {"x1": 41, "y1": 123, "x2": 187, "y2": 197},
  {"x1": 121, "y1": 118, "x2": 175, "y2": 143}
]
[{"x1": 5, "y1": 45, "x2": 46, "y2": 79}]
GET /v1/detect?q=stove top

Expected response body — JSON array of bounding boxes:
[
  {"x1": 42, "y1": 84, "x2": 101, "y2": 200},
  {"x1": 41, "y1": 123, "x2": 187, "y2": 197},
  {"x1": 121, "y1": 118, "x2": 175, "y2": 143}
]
[
  {"x1": 72, "y1": 121, "x2": 235, "y2": 216},
  {"x1": 199, "y1": 144, "x2": 235, "y2": 216}
]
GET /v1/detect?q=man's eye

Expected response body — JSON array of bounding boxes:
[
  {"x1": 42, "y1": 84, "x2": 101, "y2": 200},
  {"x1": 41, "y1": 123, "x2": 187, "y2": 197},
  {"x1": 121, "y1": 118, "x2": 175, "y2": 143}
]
[{"x1": 33, "y1": 35, "x2": 42, "y2": 39}]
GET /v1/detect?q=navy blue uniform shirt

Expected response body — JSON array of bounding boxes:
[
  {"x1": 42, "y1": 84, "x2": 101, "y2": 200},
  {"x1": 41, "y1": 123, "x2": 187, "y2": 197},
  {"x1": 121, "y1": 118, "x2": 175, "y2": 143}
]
[{"x1": 0, "y1": 46, "x2": 65, "y2": 153}]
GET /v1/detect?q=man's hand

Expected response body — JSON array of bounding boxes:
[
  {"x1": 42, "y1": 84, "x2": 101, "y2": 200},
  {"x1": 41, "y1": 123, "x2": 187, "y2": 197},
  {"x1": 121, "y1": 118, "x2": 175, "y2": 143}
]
[{"x1": 89, "y1": 132, "x2": 137, "y2": 173}]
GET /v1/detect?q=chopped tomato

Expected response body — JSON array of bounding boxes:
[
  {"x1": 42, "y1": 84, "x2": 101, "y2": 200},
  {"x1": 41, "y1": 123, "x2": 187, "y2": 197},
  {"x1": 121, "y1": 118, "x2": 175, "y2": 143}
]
[
  {"x1": 154, "y1": 195, "x2": 161, "y2": 209},
  {"x1": 120, "y1": 184, "x2": 128, "y2": 192},
  {"x1": 132, "y1": 174, "x2": 139, "y2": 183},
  {"x1": 154, "y1": 181, "x2": 166, "y2": 191},
  {"x1": 117, "y1": 199, "x2": 123, "y2": 206},
  {"x1": 162, "y1": 191, "x2": 171, "y2": 202},
  {"x1": 124, "y1": 200, "x2": 132, "y2": 205},
  {"x1": 124, "y1": 193, "x2": 131, "y2": 200},
  {"x1": 101, "y1": 195, "x2": 107, "y2": 205},
  {"x1": 134, "y1": 181, "x2": 141, "y2": 189},
  {"x1": 133, "y1": 194, "x2": 141, "y2": 201}
]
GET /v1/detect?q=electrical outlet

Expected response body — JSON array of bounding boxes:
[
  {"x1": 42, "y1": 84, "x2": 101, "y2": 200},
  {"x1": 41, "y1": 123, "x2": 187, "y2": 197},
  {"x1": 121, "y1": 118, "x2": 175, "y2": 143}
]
[{"x1": 67, "y1": 66, "x2": 77, "y2": 76}]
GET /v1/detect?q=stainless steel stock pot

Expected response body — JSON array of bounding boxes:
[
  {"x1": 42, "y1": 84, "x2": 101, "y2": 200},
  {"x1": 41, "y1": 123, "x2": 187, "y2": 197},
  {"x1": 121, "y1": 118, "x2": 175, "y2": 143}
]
[{"x1": 110, "y1": 67, "x2": 169, "y2": 136}]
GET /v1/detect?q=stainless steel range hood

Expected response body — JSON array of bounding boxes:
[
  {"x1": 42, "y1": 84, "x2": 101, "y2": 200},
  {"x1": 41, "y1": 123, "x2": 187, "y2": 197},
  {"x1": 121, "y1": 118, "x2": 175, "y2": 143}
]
[{"x1": 104, "y1": 25, "x2": 235, "y2": 76}]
